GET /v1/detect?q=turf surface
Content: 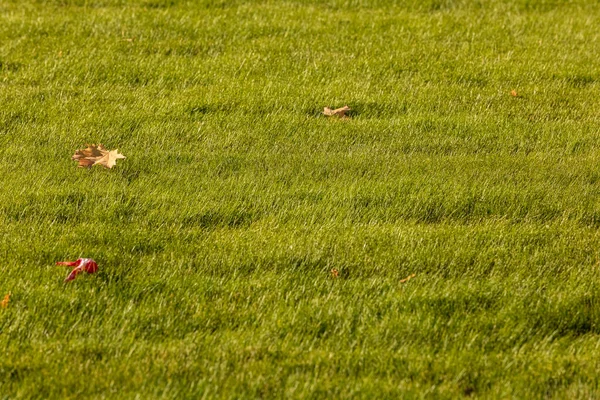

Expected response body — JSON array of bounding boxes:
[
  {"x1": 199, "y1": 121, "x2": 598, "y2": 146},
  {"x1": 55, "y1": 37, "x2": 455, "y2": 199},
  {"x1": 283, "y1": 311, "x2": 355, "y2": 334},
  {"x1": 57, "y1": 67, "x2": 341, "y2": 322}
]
[{"x1": 1, "y1": 0, "x2": 600, "y2": 398}]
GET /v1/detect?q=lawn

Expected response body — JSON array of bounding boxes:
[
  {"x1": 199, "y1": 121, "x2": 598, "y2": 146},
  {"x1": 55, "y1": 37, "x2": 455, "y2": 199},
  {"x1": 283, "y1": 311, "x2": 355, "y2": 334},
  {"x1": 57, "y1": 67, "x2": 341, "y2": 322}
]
[{"x1": 1, "y1": 0, "x2": 600, "y2": 398}]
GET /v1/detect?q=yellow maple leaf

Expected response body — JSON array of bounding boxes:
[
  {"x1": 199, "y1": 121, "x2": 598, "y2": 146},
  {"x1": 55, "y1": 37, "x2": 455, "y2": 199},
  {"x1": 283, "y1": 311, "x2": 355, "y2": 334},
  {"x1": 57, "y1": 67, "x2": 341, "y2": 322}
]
[{"x1": 72, "y1": 144, "x2": 126, "y2": 169}]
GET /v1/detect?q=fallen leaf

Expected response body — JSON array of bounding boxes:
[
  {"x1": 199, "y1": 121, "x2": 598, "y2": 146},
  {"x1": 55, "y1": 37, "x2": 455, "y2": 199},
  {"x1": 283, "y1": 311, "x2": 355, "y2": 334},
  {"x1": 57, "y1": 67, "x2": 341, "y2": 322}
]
[
  {"x1": 56, "y1": 258, "x2": 99, "y2": 282},
  {"x1": 331, "y1": 268, "x2": 339, "y2": 278},
  {"x1": 323, "y1": 105, "x2": 351, "y2": 118},
  {"x1": 399, "y1": 273, "x2": 416, "y2": 283},
  {"x1": 72, "y1": 144, "x2": 125, "y2": 169},
  {"x1": 1, "y1": 293, "x2": 10, "y2": 308},
  {"x1": 510, "y1": 90, "x2": 518, "y2": 97}
]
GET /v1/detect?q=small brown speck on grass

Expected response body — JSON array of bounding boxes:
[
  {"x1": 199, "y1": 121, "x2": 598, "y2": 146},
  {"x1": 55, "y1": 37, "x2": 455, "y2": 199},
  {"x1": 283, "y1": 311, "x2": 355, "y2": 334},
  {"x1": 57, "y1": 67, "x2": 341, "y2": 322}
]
[
  {"x1": 400, "y1": 274, "x2": 416, "y2": 284},
  {"x1": 323, "y1": 106, "x2": 351, "y2": 118},
  {"x1": 1, "y1": 293, "x2": 11, "y2": 308}
]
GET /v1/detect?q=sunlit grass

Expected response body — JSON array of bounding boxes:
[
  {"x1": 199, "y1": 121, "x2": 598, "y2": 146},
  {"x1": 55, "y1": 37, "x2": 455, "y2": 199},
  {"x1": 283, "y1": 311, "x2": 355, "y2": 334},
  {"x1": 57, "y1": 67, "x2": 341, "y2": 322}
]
[{"x1": 1, "y1": 0, "x2": 600, "y2": 398}]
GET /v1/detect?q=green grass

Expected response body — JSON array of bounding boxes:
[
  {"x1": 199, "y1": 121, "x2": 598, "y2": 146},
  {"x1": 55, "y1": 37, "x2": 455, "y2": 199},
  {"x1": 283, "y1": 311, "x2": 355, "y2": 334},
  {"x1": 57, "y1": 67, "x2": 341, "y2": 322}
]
[{"x1": 1, "y1": 0, "x2": 600, "y2": 398}]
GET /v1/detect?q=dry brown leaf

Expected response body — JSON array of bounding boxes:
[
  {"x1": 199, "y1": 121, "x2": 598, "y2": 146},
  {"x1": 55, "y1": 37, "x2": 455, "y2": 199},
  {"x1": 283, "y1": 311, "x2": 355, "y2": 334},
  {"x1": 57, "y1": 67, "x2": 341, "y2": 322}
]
[
  {"x1": 1, "y1": 293, "x2": 10, "y2": 308},
  {"x1": 323, "y1": 105, "x2": 351, "y2": 118},
  {"x1": 510, "y1": 90, "x2": 518, "y2": 97},
  {"x1": 399, "y1": 273, "x2": 416, "y2": 283},
  {"x1": 72, "y1": 144, "x2": 126, "y2": 169}
]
